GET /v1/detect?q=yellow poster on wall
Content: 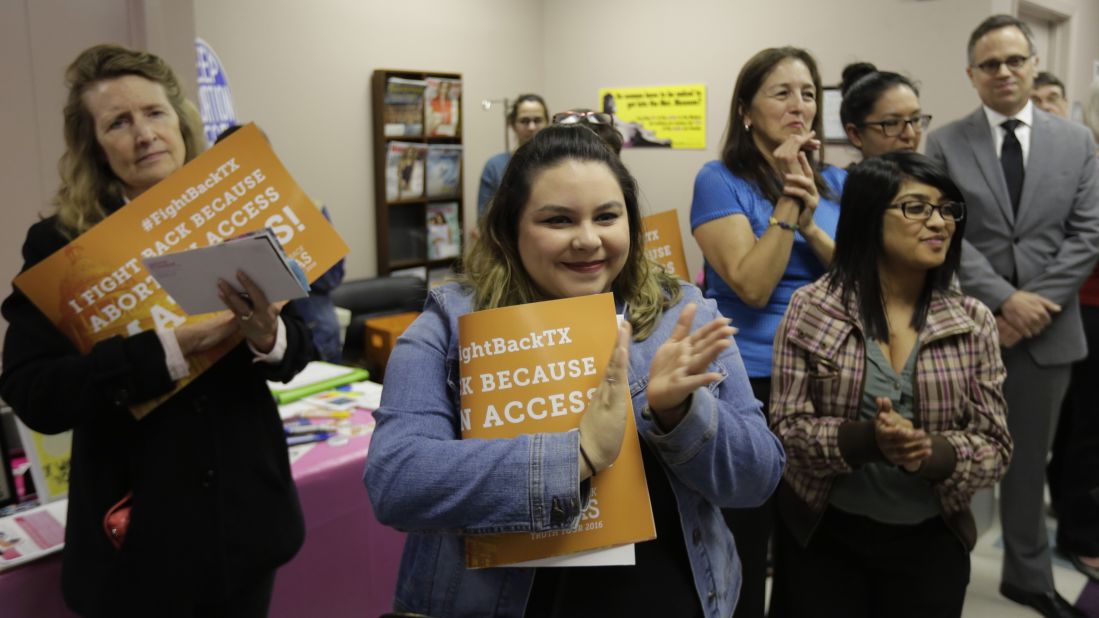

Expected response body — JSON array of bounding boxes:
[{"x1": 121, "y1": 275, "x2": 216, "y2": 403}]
[
  {"x1": 13, "y1": 124, "x2": 349, "y2": 419},
  {"x1": 598, "y1": 83, "x2": 706, "y2": 149}
]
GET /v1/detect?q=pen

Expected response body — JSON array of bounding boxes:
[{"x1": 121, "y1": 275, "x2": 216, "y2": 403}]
[
  {"x1": 285, "y1": 424, "x2": 339, "y2": 435},
  {"x1": 286, "y1": 432, "x2": 334, "y2": 446}
]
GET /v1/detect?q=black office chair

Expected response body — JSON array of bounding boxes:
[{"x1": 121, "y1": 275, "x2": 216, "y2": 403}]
[{"x1": 330, "y1": 275, "x2": 427, "y2": 370}]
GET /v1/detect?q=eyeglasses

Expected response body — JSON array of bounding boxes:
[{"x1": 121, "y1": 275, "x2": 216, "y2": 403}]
[
  {"x1": 890, "y1": 200, "x2": 966, "y2": 222},
  {"x1": 973, "y1": 55, "x2": 1032, "y2": 75},
  {"x1": 515, "y1": 117, "x2": 546, "y2": 126},
  {"x1": 860, "y1": 114, "x2": 933, "y2": 137},
  {"x1": 552, "y1": 111, "x2": 614, "y2": 126}
]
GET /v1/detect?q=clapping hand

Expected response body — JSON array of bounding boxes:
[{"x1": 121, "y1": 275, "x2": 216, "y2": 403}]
[
  {"x1": 577, "y1": 320, "x2": 632, "y2": 478},
  {"x1": 873, "y1": 397, "x2": 931, "y2": 473},
  {"x1": 646, "y1": 303, "x2": 736, "y2": 431}
]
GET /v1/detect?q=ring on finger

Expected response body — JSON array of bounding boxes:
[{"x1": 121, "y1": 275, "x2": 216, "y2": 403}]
[{"x1": 240, "y1": 310, "x2": 254, "y2": 322}]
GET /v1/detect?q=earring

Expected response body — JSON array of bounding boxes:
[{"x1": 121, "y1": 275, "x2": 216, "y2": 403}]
[{"x1": 744, "y1": 122, "x2": 751, "y2": 131}]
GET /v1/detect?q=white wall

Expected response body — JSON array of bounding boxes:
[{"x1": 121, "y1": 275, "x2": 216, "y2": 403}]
[{"x1": 192, "y1": 0, "x2": 545, "y2": 280}]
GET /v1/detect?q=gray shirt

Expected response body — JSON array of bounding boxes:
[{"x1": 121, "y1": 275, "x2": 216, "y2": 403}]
[{"x1": 829, "y1": 337, "x2": 941, "y2": 525}]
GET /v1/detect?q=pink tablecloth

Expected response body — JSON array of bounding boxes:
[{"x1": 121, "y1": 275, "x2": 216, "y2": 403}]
[{"x1": 0, "y1": 409, "x2": 404, "y2": 618}]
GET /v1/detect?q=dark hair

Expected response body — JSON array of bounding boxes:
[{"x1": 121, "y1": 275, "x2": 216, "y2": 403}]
[
  {"x1": 462, "y1": 124, "x2": 680, "y2": 339},
  {"x1": 967, "y1": 14, "x2": 1037, "y2": 65},
  {"x1": 721, "y1": 46, "x2": 832, "y2": 205},
  {"x1": 839, "y1": 62, "x2": 920, "y2": 128},
  {"x1": 828, "y1": 152, "x2": 965, "y2": 340},
  {"x1": 1034, "y1": 71, "x2": 1066, "y2": 95},
  {"x1": 507, "y1": 94, "x2": 549, "y2": 124}
]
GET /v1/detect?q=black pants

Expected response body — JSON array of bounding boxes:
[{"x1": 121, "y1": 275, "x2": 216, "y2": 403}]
[
  {"x1": 723, "y1": 377, "x2": 774, "y2": 618},
  {"x1": 769, "y1": 507, "x2": 969, "y2": 618},
  {"x1": 94, "y1": 570, "x2": 277, "y2": 618},
  {"x1": 1048, "y1": 304, "x2": 1099, "y2": 556}
]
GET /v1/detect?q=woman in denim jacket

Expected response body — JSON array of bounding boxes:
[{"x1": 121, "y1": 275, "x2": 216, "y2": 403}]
[
  {"x1": 769, "y1": 153, "x2": 1012, "y2": 618},
  {"x1": 364, "y1": 125, "x2": 784, "y2": 618}
]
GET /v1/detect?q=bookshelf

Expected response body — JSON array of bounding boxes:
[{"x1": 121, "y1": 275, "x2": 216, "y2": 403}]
[{"x1": 371, "y1": 69, "x2": 464, "y2": 277}]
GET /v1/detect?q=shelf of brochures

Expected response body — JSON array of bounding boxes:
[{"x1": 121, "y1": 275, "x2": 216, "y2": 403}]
[{"x1": 371, "y1": 69, "x2": 465, "y2": 277}]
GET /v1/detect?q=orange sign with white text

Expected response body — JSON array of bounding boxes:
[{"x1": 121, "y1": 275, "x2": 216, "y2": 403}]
[
  {"x1": 642, "y1": 209, "x2": 689, "y2": 281},
  {"x1": 458, "y1": 293, "x2": 655, "y2": 567},
  {"x1": 14, "y1": 124, "x2": 349, "y2": 419}
]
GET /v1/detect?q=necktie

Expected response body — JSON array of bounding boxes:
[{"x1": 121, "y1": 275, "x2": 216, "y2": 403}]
[{"x1": 1001, "y1": 118, "x2": 1024, "y2": 215}]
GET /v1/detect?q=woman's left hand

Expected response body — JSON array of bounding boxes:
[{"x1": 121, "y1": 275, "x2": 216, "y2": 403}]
[
  {"x1": 646, "y1": 303, "x2": 736, "y2": 430},
  {"x1": 217, "y1": 270, "x2": 284, "y2": 354},
  {"x1": 783, "y1": 151, "x2": 820, "y2": 233}
]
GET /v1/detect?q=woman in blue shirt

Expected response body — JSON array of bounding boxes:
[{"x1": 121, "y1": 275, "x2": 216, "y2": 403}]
[
  {"x1": 477, "y1": 94, "x2": 549, "y2": 218},
  {"x1": 689, "y1": 46, "x2": 844, "y2": 618},
  {"x1": 366, "y1": 125, "x2": 784, "y2": 618}
]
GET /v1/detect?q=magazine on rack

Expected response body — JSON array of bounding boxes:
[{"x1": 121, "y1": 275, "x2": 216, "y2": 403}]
[
  {"x1": 383, "y1": 77, "x2": 426, "y2": 137},
  {"x1": 426, "y1": 144, "x2": 462, "y2": 198},
  {"x1": 424, "y1": 77, "x2": 462, "y2": 137},
  {"x1": 385, "y1": 141, "x2": 427, "y2": 201},
  {"x1": 426, "y1": 202, "x2": 460, "y2": 260}
]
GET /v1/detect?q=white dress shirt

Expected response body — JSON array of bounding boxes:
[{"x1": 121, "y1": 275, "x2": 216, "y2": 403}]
[{"x1": 983, "y1": 100, "x2": 1034, "y2": 168}]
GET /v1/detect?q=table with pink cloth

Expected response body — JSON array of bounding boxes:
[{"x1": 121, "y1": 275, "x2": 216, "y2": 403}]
[{"x1": 0, "y1": 408, "x2": 405, "y2": 618}]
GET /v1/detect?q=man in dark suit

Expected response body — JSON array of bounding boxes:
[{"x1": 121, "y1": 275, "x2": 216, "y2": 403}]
[{"x1": 926, "y1": 14, "x2": 1099, "y2": 618}]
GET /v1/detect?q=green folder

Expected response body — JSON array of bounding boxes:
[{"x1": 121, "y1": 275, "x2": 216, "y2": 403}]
[{"x1": 268, "y1": 362, "x2": 371, "y2": 405}]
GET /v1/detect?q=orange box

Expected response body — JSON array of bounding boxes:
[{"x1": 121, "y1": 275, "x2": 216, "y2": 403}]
[{"x1": 364, "y1": 311, "x2": 420, "y2": 374}]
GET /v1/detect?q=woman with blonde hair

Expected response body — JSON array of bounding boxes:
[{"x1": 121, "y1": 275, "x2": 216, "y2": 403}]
[
  {"x1": 0, "y1": 44, "x2": 314, "y2": 616},
  {"x1": 365, "y1": 125, "x2": 784, "y2": 617}
]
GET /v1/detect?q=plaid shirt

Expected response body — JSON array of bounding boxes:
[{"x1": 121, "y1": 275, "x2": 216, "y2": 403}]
[{"x1": 771, "y1": 277, "x2": 1012, "y2": 517}]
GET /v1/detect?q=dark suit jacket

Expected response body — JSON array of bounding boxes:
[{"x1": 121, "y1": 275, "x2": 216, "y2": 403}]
[
  {"x1": 0, "y1": 215, "x2": 314, "y2": 615},
  {"x1": 926, "y1": 106, "x2": 1099, "y2": 366}
]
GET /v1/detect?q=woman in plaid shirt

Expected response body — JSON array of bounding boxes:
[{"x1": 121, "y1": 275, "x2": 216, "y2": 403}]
[{"x1": 769, "y1": 152, "x2": 1012, "y2": 618}]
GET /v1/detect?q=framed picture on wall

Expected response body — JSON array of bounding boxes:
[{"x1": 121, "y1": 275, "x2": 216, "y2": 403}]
[{"x1": 821, "y1": 87, "x2": 846, "y2": 144}]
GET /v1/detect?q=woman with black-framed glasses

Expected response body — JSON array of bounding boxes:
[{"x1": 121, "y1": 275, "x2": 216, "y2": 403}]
[
  {"x1": 769, "y1": 152, "x2": 1011, "y2": 618},
  {"x1": 478, "y1": 94, "x2": 550, "y2": 218},
  {"x1": 841, "y1": 62, "x2": 932, "y2": 158}
]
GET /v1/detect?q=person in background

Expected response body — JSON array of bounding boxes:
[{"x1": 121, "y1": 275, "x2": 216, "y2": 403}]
[
  {"x1": 689, "y1": 46, "x2": 844, "y2": 618},
  {"x1": 364, "y1": 125, "x2": 784, "y2": 618},
  {"x1": 840, "y1": 62, "x2": 931, "y2": 157},
  {"x1": 215, "y1": 124, "x2": 347, "y2": 363},
  {"x1": 1047, "y1": 78, "x2": 1099, "y2": 584},
  {"x1": 926, "y1": 15, "x2": 1099, "y2": 618},
  {"x1": 477, "y1": 93, "x2": 549, "y2": 218},
  {"x1": 769, "y1": 152, "x2": 1011, "y2": 618},
  {"x1": 0, "y1": 44, "x2": 313, "y2": 617},
  {"x1": 551, "y1": 108, "x2": 623, "y2": 154},
  {"x1": 1031, "y1": 71, "x2": 1070, "y2": 118}
]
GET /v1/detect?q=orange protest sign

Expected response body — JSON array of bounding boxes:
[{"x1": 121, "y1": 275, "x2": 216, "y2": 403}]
[
  {"x1": 642, "y1": 209, "x2": 690, "y2": 281},
  {"x1": 458, "y1": 293, "x2": 655, "y2": 568},
  {"x1": 13, "y1": 123, "x2": 349, "y2": 419}
]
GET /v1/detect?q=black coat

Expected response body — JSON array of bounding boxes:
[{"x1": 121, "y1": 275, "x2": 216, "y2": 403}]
[{"x1": 0, "y1": 216, "x2": 314, "y2": 615}]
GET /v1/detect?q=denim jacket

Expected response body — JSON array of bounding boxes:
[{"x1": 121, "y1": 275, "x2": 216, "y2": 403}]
[{"x1": 364, "y1": 282, "x2": 784, "y2": 618}]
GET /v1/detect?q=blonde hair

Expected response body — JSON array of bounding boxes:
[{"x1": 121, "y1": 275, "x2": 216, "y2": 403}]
[
  {"x1": 459, "y1": 125, "x2": 681, "y2": 340},
  {"x1": 54, "y1": 44, "x2": 204, "y2": 238}
]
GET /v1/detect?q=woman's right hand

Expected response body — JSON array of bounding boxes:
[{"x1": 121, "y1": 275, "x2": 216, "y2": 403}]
[
  {"x1": 873, "y1": 397, "x2": 931, "y2": 472},
  {"x1": 577, "y1": 320, "x2": 632, "y2": 479},
  {"x1": 175, "y1": 312, "x2": 238, "y2": 357}
]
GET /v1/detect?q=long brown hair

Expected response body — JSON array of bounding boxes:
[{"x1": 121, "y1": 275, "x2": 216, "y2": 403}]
[
  {"x1": 54, "y1": 44, "x2": 204, "y2": 238},
  {"x1": 461, "y1": 124, "x2": 681, "y2": 340},
  {"x1": 721, "y1": 46, "x2": 832, "y2": 204}
]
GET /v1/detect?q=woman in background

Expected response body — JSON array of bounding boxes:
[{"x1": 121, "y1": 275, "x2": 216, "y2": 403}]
[
  {"x1": 477, "y1": 93, "x2": 549, "y2": 218},
  {"x1": 769, "y1": 152, "x2": 1011, "y2": 618},
  {"x1": 0, "y1": 44, "x2": 313, "y2": 617},
  {"x1": 689, "y1": 46, "x2": 844, "y2": 618},
  {"x1": 365, "y1": 125, "x2": 784, "y2": 617},
  {"x1": 840, "y1": 62, "x2": 931, "y2": 158}
]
